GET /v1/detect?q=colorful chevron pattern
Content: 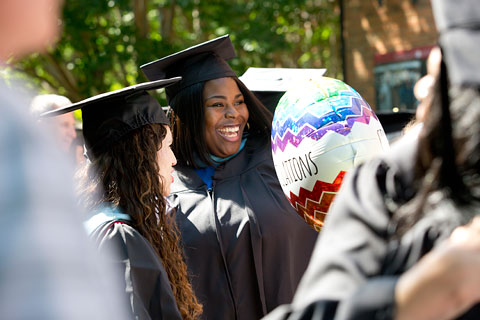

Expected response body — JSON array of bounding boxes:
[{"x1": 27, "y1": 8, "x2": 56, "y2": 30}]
[
  {"x1": 271, "y1": 77, "x2": 386, "y2": 232},
  {"x1": 288, "y1": 171, "x2": 346, "y2": 231},
  {"x1": 271, "y1": 77, "x2": 378, "y2": 154}
]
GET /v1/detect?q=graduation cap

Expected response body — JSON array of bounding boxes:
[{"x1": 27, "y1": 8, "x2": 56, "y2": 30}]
[
  {"x1": 140, "y1": 35, "x2": 237, "y2": 101},
  {"x1": 239, "y1": 67, "x2": 327, "y2": 113},
  {"x1": 432, "y1": 0, "x2": 480, "y2": 85},
  {"x1": 41, "y1": 77, "x2": 181, "y2": 158}
]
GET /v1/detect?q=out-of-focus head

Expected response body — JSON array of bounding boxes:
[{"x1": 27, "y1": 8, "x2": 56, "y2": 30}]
[
  {"x1": 31, "y1": 94, "x2": 71, "y2": 115},
  {"x1": 0, "y1": 0, "x2": 63, "y2": 61},
  {"x1": 141, "y1": 35, "x2": 272, "y2": 166},
  {"x1": 392, "y1": 0, "x2": 480, "y2": 235},
  {"x1": 414, "y1": 0, "x2": 480, "y2": 206},
  {"x1": 31, "y1": 94, "x2": 76, "y2": 152}
]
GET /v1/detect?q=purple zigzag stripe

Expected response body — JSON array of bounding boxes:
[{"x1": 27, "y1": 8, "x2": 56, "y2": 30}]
[
  {"x1": 273, "y1": 94, "x2": 378, "y2": 138},
  {"x1": 272, "y1": 104, "x2": 377, "y2": 153}
]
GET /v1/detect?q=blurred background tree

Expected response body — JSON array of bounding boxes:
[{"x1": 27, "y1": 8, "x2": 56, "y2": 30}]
[{"x1": 7, "y1": 0, "x2": 341, "y2": 105}]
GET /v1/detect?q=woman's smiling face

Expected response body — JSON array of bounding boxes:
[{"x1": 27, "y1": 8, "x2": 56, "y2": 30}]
[{"x1": 203, "y1": 77, "x2": 249, "y2": 158}]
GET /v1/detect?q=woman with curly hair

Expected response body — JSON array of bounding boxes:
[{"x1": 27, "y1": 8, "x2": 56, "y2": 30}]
[{"x1": 42, "y1": 79, "x2": 203, "y2": 320}]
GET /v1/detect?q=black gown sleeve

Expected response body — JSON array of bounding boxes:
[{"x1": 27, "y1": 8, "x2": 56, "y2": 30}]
[
  {"x1": 266, "y1": 277, "x2": 397, "y2": 320},
  {"x1": 92, "y1": 221, "x2": 183, "y2": 320}
]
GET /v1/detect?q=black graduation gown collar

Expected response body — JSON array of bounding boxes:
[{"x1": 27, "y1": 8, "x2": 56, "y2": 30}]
[{"x1": 172, "y1": 135, "x2": 269, "y2": 192}]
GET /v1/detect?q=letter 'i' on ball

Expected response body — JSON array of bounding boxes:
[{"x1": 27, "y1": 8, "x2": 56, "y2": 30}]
[{"x1": 271, "y1": 77, "x2": 389, "y2": 231}]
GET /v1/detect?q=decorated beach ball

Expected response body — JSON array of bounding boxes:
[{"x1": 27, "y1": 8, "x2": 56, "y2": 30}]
[{"x1": 271, "y1": 77, "x2": 389, "y2": 231}]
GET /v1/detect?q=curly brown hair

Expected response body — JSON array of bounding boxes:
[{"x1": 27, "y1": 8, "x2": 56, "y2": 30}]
[{"x1": 78, "y1": 123, "x2": 202, "y2": 319}]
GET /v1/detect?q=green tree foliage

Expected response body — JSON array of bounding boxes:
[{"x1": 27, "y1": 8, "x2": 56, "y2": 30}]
[{"x1": 10, "y1": 0, "x2": 341, "y2": 104}]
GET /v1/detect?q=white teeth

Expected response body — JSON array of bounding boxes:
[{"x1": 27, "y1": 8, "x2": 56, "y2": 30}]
[
  {"x1": 219, "y1": 126, "x2": 239, "y2": 133},
  {"x1": 218, "y1": 126, "x2": 239, "y2": 137},
  {"x1": 223, "y1": 132, "x2": 237, "y2": 137}
]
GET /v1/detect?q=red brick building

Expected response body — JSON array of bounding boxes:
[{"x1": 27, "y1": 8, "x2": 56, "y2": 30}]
[{"x1": 340, "y1": 0, "x2": 437, "y2": 112}]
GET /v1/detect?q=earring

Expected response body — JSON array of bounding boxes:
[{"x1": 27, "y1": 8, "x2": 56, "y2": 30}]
[{"x1": 246, "y1": 122, "x2": 250, "y2": 130}]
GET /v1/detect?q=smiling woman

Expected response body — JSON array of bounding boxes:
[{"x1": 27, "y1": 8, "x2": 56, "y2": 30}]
[
  {"x1": 140, "y1": 35, "x2": 318, "y2": 320},
  {"x1": 203, "y1": 77, "x2": 249, "y2": 158}
]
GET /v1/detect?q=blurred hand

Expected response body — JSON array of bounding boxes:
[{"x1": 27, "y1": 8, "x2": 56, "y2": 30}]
[{"x1": 395, "y1": 216, "x2": 480, "y2": 320}]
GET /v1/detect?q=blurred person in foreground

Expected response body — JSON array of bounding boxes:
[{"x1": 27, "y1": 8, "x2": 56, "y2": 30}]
[
  {"x1": 264, "y1": 0, "x2": 480, "y2": 319},
  {"x1": 30, "y1": 94, "x2": 77, "y2": 153},
  {"x1": 0, "y1": 0, "x2": 130, "y2": 319}
]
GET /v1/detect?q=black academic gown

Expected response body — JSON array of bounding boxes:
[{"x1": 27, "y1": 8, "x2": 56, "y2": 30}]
[
  {"x1": 169, "y1": 135, "x2": 318, "y2": 320},
  {"x1": 263, "y1": 127, "x2": 480, "y2": 320},
  {"x1": 91, "y1": 219, "x2": 182, "y2": 320}
]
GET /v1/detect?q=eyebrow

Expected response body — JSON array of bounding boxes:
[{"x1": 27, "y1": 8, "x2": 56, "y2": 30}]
[{"x1": 204, "y1": 93, "x2": 243, "y2": 102}]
